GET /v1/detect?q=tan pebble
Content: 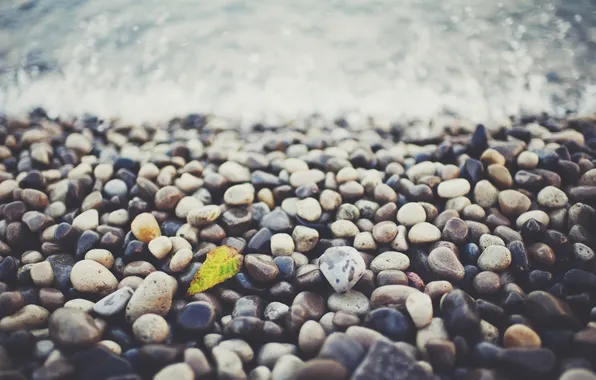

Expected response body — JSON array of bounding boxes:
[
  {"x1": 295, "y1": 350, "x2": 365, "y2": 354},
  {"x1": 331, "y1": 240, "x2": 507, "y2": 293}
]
[
  {"x1": 131, "y1": 212, "x2": 161, "y2": 243},
  {"x1": 84, "y1": 249, "x2": 115, "y2": 269},
  {"x1": 98, "y1": 340, "x2": 122, "y2": 355},
  {"x1": 0, "y1": 305, "x2": 50, "y2": 332},
  {"x1": 70, "y1": 260, "x2": 118, "y2": 295},
  {"x1": 503, "y1": 324, "x2": 541, "y2": 348},
  {"x1": 132, "y1": 313, "x2": 170, "y2": 344}
]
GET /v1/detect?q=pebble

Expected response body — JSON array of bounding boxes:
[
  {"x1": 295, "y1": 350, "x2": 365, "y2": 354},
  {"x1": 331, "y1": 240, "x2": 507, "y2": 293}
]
[
  {"x1": 132, "y1": 313, "x2": 170, "y2": 344},
  {"x1": 428, "y1": 247, "x2": 464, "y2": 281},
  {"x1": 327, "y1": 290, "x2": 371, "y2": 317},
  {"x1": 405, "y1": 292, "x2": 433, "y2": 329},
  {"x1": 48, "y1": 307, "x2": 101, "y2": 347},
  {"x1": 271, "y1": 233, "x2": 294, "y2": 256},
  {"x1": 154, "y1": 363, "x2": 195, "y2": 380},
  {"x1": 370, "y1": 251, "x2": 409, "y2": 273},
  {"x1": 330, "y1": 220, "x2": 359, "y2": 238},
  {"x1": 93, "y1": 287, "x2": 134, "y2": 317},
  {"x1": 318, "y1": 246, "x2": 366, "y2": 293},
  {"x1": 516, "y1": 210, "x2": 550, "y2": 228},
  {"x1": 437, "y1": 178, "x2": 470, "y2": 198},
  {"x1": 213, "y1": 346, "x2": 246, "y2": 380},
  {"x1": 84, "y1": 249, "x2": 114, "y2": 269},
  {"x1": 372, "y1": 221, "x2": 398, "y2": 244},
  {"x1": 72, "y1": 209, "x2": 99, "y2": 231},
  {"x1": 296, "y1": 197, "x2": 322, "y2": 222},
  {"x1": 224, "y1": 183, "x2": 255, "y2": 206},
  {"x1": 370, "y1": 285, "x2": 420, "y2": 308},
  {"x1": 537, "y1": 186, "x2": 568, "y2": 208},
  {"x1": 298, "y1": 320, "x2": 326, "y2": 357},
  {"x1": 473, "y1": 180, "x2": 499, "y2": 209},
  {"x1": 290, "y1": 170, "x2": 325, "y2": 187},
  {"x1": 169, "y1": 248, "x2": 193, "y2": 272},
  {"x1": 477, "y1": 245, "x2": 512, "y2": 271},
  {"x1": 148, "y1": 236, "x2": 173, "y2": 259},
  {"x1": 292, "y1": 226, "x2": 319, "y2": 253},
  {"x1": 0, "y1": 305, "x2": 49, "y2": 332},
  {"x1": 397, "y1": 203, "x2": 426, "y2": 226},
  {"x1": 503, "y1": 324, "x2": 541, "y2": 348},
  {"x1": 498, "y1": 190, "x2": 531, "y2": 216},
  {"x1": 30, "y1": 261, "x2": 54, "y2": 287},
  {"x1": 408, "y1": 222, "x2": 441, "y2": 244},
  {"x1": 70, "y1": 260, "x2": 118, "y2": 295},
  {"x1": 125, "y1": 271, "x2": 176, "y2": 322},
  {"x1": 131, "y1": 212, "x2": 161, "y2": 243}
]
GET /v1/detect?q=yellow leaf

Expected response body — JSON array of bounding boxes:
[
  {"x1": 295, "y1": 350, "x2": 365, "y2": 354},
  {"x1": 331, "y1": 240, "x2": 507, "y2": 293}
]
[{"x1": 186, "y1": 245, "x2": 243, "y2": 296}]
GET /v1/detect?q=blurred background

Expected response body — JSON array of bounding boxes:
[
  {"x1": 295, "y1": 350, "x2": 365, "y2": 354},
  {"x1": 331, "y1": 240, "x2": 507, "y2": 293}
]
[{"x1": 0, "y1": 0, "x2": 595, "y2": 126}]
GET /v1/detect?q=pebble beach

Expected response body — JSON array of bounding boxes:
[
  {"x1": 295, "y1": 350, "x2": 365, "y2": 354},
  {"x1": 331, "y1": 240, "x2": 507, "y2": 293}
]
[{"x1": 0, "y1": 111, "x2": 595, "y2": 380}]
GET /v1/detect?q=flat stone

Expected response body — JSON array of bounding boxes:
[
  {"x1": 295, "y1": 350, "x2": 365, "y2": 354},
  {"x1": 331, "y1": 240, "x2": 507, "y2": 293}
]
[
  {"x1": 408, "y1": 222, "x2": 441, "y2": 244},
  {"x1": 428, "y1": 247, "x2": 464, "y2": 281},
  {"x1": 405, "y1": 292, "x2": 433, "y2": 329},
  {"x1": 370, "y1": 285, "x2": 420, "y2": 308},
  {"x1": 70, "y1": 260, "x2": 118, "y2": 295},
  {"x1": 370, "y1": 251, "x2": 410, "y2": 273},
  {"x1": 397, "y1": 203, "x2": 426, "y2": 226},
  {"x1": 93, "y1": 287, "x2": 134, "y2": 317},
  {"x1": 48, "y1": 307, "x2": 101, "y2": 347},
  {"x1": 477, "y1": 245, "x2": 512, "y2": 271},
  {"x1": 327, "y1": 290, "x2": 371, "y2": 317},
  {"x1": 437, "y1": 178, "x2": 470, "y2": 198}
]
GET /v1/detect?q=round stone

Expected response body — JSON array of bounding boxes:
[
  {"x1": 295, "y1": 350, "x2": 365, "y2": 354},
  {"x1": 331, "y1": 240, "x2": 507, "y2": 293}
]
[
  {"x1": 72, "y1": 209, "x2": 99, "y2": 231},
  {"x1": 537, "y1": 186, "x2": 568, "y2": 208},
  {"x1": 155, "y1": 186, "x2": 184, "y2": 210},
  {"x1": 298, "y1": 320, "x2": 326, "y2": 357},
  {"x1": 48, "y1": 307, "x2": 101, "y2": 347},
  {"x1": 397, "y1": 203, "x2": 426, "y2": 226},
  {"x1": 370, "y1": 251, "x2": 410, "y2": 273},
  {"x1": 175, "y1": 196, "x2": 203, "y2": 219},
  {"x1": 218, "y1": 161, "x2": 250, "y2": 182},
  {"x1": 224, "y1": 183, "x2": 255, "y2": 206},
  {"x1": 498, "y1": 190, "x2": 531, "y2": 216},
  {"x1": 271, "y1": 233, "x2": 295, "y2": 256},
  {"x1": 437, "y1": 178, "x2": 471, "y2": 198},
  {"x1": 125, "y1": 271, "x2": 177, "y2": 322},
  {"x1": 473, "y1": 271, "x2": 501, "y2": 294},
  {"x1": 428, "y1": 247, "x2": 464, "y2": 281},
  {"x1": 104, "y1": 179, "x2": 128, "y2": 198},
  {"x1": 408, "y1": 222, "x2": 441, "y2": 244},
  {"x1": 290, "y1": 170, "x2": 325, "y2": 187},
  {"x1": 372, "y1": 221, "x2": 398, "y2": 244},
  {"x1": 30, "y1": 261, "x2": 54, "y2": 287},
  {"x1": 442, "y1": 217, "x2": 469, "y2": 245},
  {"x1": 131, "y1": 213, "x2": 161, "y2": 243},
  {"x1": 178, "y1": 301, "x2": 215, "y2": 333},
  {"x1": 477, "y1": 245, "x2": 512, "y2": 271},
  {"x1": 318, "y1": 246, "x2": 366, "y2": 293},
  {"x1": 330, "y1": 220, "x2": 359, "y2": 238},
  {"x1": 187, "y1": 205, "x2": 222, "y2": 226},
  {"x1": 503, "y1": 324, "x2": 541, "y2": 348},
  {"x1": 473, "y1": 180, "x2": 499, "y2": 209},
  {"x1": 70, "y1": 260, "x2": 118, "y2": 295},
  {"x1": 132, "y1": 313, "x2": 170, "y2": 344},
  {"x1": 319, "y1": 190, "x2": 342, "y2": 211},
  {"x1": 148, "y1": 236, "x2": 173, "y2": 260},
  {"x1": 296, "y1": 198, "x2": 322, "y2": 222},
  {"x1": 0, "y1": 304, "x2": 49, "y2": 332},
  {"x1": 84, "y1": 249, "x2": 114, "y2": 269},
  {"x1": 245, "y1": 254, "x2": 279, "y2": 283}
]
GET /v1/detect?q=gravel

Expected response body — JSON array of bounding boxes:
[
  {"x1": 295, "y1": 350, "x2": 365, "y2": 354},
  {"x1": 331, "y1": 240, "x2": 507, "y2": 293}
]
[{"x1": 1, "y1": 112, "x2": 596, "y2": 379}]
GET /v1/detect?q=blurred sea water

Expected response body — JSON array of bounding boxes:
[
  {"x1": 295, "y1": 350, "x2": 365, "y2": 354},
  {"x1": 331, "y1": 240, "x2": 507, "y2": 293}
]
[{"x1": 1, "y1": 0, "x2": 596, "y2": 127}]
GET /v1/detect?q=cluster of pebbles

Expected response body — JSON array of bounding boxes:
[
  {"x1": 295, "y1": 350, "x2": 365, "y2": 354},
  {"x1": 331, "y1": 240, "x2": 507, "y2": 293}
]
[{"x1": 0, "y1": 111, "x2": 596, "y2": 380}]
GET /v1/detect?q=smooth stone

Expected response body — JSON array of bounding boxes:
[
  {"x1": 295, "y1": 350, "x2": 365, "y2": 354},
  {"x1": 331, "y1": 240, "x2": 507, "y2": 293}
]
[
  {"x1": 441, "y1": 289, "x2": 481, "y2": 342},
  {"x1": 0, "y1": 304, "x2": 50, "y2": 332},
  {"x1": 327, "y1": 290, "x2": 371, "y2": 317},
  {"x1": 428, "y1": 247, "x2": 465, "y2": 281},
  {"x1": 154, "y1": 363, "x2": 194, "y2": 380},
  {"x1": 408, "y1": 222, "x2": 441, "y2": 244},
  {"x1": 372, "y1": 221, "x2": 398, "y2": 244},
  {"x1": 397, "y1": 203, "x2": 426, "y2": 226},
  {"x1": 296, "y1": 197, "x2": 322, "y2": 222},
  {"x1": 224, "y1": 184, "x2": 255, "y2": 206},
  {"x1": 503, "y1": 324, "x2": 541, "y2": 348},
  {"x1": 294, "y1": 359, "x2": 348, "y2": 380},
  {"x1": 271, "y1": 355, "x2": 304, "y2": 380},
  {"x1": 70, "y1": 260, "x2": 118, "y2": 295},
  {"x1": 437, "y1": 178, "x2": 471, "y2": 198},
  {"x1": 132, "y1": 313, "x2": 169, "y2": 344},
  {"x1": 125, "y1": 271, "x2": 176, "y2": 322},
  {"x1": 364, "y1": 308, "x2": 413, "y2": 341},
  {"x1": 498, "y1": 190, "x2": 531, "y2": 216},
  {"x1": 93, "y1": 287, "x2": 134, "y2": 317},
  {"x1": 130, "y1": 213, "x2": 161, "y2": 243},
  {"x1": 477, "y1": 245, "x2": 512, "y2": 271},
  {"x1": 48, "y1": 307, "x2": 101, "y2": 347},
  {"x1": 516, "y1": 210, "x2": 549, "y2": 229},
  {"x1": 290, "y1": 170, "x2": 325, "y2": 187},
  {"x1": 212, "y1": 346, "x2": 246, "y2": 380},
  {"x1": 72, "y1": 209, "x2": 99, "y2": 231},
  {"x1": 352, "y1": 340, "x2": 433, "y2": 380},
  {"x1": 441, "y1": 217, "x2": 469, "y2": 245},
  {"x1": 317, "y1": 332, "x2": 365, "y2": 372},
  {"x1": 405, "y1": 292, "x2": 433, "y2": 329},
  {"x1": 298, "y1": 320, "x2": 326, "y2": 357},
  {"x1": 371, "y1": 285, "x2": 420, "y2": 308},
  {"x1": 318, "y1": 246, "x2": 366, "y2": 293},
  {"x1": 370, "y1": 251, "x2": 409, "y2": 273},
  {"x1": 257, "y1": 343, "x2": 298, "y2": 368},
  {"x1": 473, "y1": 180, "x2": 499, "y2": 209},
  {"x1": 537, "y1": 186, "x2": 568, "y2": 208},
  {"x1": 292, "y1": 226, "x2": 319, "y2": 253},
  {"x1": 271, "y1": 233, "x2": 294, "y2": 257}
]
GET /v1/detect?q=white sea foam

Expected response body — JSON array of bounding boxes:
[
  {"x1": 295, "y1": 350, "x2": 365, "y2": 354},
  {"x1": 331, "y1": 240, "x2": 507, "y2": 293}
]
[{"x1": 0, "y1": 0, "x2": 594, "y2": 127}]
